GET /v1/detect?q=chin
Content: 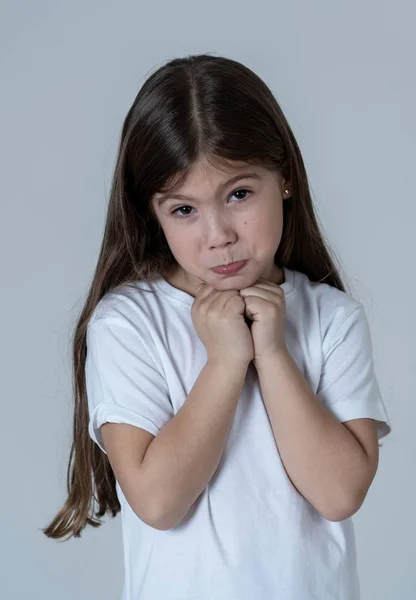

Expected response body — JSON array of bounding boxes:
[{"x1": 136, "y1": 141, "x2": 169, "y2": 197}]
[{"x1": 209, "y1": 273, "x2": 256, "y2": 290}]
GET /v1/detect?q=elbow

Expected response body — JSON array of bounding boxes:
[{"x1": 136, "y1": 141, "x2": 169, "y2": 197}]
[
  {"x1": 144, "y1": 506, "x2": 173, "y2": 530},
  {"x1": 134, "y1": 503, "x2": 171, "y2": 531},
  {"x1": 133, "y1": 509, "x2": 170, "y2": 531},
  {"x1": 319, "y1": 460, "x2": 376, "y2": 522},
  {"x1": 129, "y1": 473, "x2": 180, "y2": 530},
  {"x1": 323, "y1": 490, "x2": 366, "y2": 522},
  {"x1": 150, "y1": 515, "x2": 177, "y2": 531},
  {"x1": 129, "y1": 493, "x2": 168, "y2": 530},
  {"x1": 324, "y1": 506, "x2": 357, "y2": 523},
  {"x1": 147, "y1": 511, "x2": 183, "y2": 531},
  {"x1": 132, "y1": 474, "x2": 196, "y2": 530},
  {"x1": 137, "y1": 499, "x2": 182, "y2": 531}
]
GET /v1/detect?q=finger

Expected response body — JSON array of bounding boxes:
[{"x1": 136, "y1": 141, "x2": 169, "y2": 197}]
[
  {"x1": 195, "y1": 282, "x2": 214, "y2": 303},
  {"x1": 250, "y1": 284, "x2": 285, "y2": 299},
  {"x1": 196, "y1": 281, "x2": 212, "y2": 296}
]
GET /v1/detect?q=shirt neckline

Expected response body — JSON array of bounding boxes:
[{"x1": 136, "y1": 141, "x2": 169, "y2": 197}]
[{"x1": 153, "y1": 265, "x2": 295, "y2": 307}]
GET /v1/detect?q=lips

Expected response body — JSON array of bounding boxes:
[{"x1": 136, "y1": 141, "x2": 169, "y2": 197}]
[{"x1": 211, "y1": 260, "x2": 247, "y2": 275}]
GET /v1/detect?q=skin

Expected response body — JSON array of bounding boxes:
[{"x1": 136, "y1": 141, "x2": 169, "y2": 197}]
[
  {"x1": 150, "y1": 157, "x2": 380, "y2": 521},
  {"x1": 151, "y1": 157, "x2": 291, "y2": 298}
]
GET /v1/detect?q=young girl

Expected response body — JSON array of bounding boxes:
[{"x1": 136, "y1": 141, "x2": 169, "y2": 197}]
[{"x1": 43, "y1": 53, "x2": 392, "y2": 599}]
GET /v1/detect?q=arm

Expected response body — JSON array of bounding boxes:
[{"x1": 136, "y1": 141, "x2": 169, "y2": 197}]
[
  {"x1": 140, "y1": 358, "x2": 249, "y2": 530},
  {"x1": 255, "y1": 349, "x2": 378, "y2": 522}
]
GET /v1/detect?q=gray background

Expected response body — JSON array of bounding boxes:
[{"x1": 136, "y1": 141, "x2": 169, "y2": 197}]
[{"x1": 1, "y1": 0, "x2": 413, "y2": 598}]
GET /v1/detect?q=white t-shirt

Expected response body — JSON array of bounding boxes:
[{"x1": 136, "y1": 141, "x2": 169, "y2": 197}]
[{"x1": 85, "y1": 265, "x2": 391, "y2": 600}]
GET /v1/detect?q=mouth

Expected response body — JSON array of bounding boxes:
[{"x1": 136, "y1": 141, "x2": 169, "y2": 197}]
[{"x1": 211, "y1": 260, "x2": 248, "y2": 276}]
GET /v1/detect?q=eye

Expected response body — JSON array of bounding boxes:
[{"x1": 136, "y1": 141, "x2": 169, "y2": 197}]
[{"x1": 170, "y1": 188, "x2": 252, "y2": 219}]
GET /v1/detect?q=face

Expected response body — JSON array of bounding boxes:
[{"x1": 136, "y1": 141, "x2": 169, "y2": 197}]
[{"x1": 151, "y1": 158, "x2": 289, "y2": 297}]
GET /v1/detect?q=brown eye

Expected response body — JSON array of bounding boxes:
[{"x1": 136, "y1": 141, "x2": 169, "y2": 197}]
[
  {"x1": 170, "y1": 188, "x2": 252, "y2": 219},
  {"x1": 230, "y1": 188, "x2": 250, "y2": 201},
  {"x1": 171, "y1": 205, "x2": 193, "y2": 217}
]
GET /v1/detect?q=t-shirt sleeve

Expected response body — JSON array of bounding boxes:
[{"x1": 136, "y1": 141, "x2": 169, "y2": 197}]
[
  {"x1": 316, "y1": 304, "x2": 392, "y2": 440},
  {"x1": 85, "y1": 317, "x2": 174, "y2": 454}
]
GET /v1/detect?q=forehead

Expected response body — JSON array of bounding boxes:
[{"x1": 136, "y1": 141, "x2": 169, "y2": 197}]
[{"x1": 170, "y1": 158, "x2": 264, "y2": 185}]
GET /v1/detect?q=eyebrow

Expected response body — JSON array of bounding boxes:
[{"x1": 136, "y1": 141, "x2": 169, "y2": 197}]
[{"x1": 156, "y1": 172, "x2": 262, "y2": 206}]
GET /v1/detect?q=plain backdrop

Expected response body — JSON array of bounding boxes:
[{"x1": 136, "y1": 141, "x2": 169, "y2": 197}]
[{"x1": 1, "y1": 1, "x2": 414, "y2": 598}]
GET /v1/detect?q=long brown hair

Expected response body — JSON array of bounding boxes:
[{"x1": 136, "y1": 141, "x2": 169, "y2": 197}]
[{"x1": 43, "y1": 52, "x2": 356, "y2": 541}]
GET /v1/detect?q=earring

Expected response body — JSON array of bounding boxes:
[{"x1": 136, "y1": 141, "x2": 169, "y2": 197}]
[{"x1": 284, "y1": 189, "x2": 290, "y2": 195}]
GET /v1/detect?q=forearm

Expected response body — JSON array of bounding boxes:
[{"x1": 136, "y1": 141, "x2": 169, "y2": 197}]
[
  {"x1": 141, "y1": 359, "x2": 249, "y2": 529},
  {"x1": 255, "y1": 349, "x2": 370, "y2": 521}
]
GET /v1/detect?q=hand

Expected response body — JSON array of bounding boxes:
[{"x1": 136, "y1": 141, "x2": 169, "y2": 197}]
[
  {"x1": 239, "y1": 277, "x2": 287, "y2": 366},
  {"x1": 192, "y1": 282, "x2": 254, "y2": 365}
]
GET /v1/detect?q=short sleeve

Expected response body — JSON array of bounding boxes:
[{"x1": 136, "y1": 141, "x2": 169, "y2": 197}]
[
  {"x1": 316, "y1": 304, "x2": 392, "y2": 440},
  {"x1": 85, "y1": 317, "x2": 174, "y2": 454}
]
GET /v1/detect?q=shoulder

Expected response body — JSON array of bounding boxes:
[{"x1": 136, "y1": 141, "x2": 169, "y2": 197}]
[
  {"x1": 290, "y1": 269, "x2": 364, "y2": 348},
  {"x1": 88, "y1": 280, "x2": 158, "y2": 330}
]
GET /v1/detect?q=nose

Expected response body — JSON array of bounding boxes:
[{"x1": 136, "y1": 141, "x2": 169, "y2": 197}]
[{"x1": 206, "y1": 215, "x2": 238, "y2": 250}]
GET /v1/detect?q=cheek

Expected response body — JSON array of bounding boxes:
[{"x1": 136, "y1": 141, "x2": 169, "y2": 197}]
[
  {"x1": 244, "y1": 213, "x2": 279, "y2": 236},
  {"x1": 164, "y1": 229, "x2": 199, "y2": 255},
  {"x1": 243, "y1": 210, "x2": 283, "y2": 247},
  {"x1": 160, "y1": 228, "x2": 185, "y2": 254}
]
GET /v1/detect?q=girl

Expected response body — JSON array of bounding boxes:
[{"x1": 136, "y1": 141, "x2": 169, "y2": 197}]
[{"x1": 43, "y1": 53, "x2": 392, "y2": 599}]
